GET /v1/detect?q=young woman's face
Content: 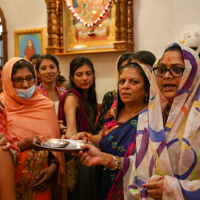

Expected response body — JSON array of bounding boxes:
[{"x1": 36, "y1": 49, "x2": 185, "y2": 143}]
[
  {"x1": 156, "y1": 50, "x2": 185, "y2": 106},
  {"x1": 38, "y1": 59, "x2": 59, "y2": 84},
  {"x1": 118, "y1": 67, "x2": 148, "y2": 105},
  {"x1": 71, "y1": 64, "x2": 94, "y2": 90},
  {"x1": 12, "y1": 67, "x2": 35, "y2": 89}
]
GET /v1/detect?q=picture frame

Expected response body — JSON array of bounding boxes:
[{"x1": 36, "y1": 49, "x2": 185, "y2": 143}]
[
  {"x1": 63, "y1": 0, "x2": 116, "y2": 52},
  {"x1": 14, "y1": 27, "x2": 46, "y2": 60}
]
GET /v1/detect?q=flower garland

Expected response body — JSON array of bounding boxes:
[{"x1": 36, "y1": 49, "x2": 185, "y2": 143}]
[{"x1": 65, "y1": 0, "x2": 112, "y2": 36}]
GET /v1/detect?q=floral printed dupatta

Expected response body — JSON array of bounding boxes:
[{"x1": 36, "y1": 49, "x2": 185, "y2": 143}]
[{"x1": 123, "y1": 43, "x2": 200, "y2": 200}]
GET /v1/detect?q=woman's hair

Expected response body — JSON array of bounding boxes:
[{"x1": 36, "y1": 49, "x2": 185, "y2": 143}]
[
  {"x1": 30, "y1": 54, "x2": 40, "y2": 62},
  {"x1": 69, "y1": 56, "x2": 98, "y2": 117},
  {"x1": 57, "y1": 72, "x2": 67, "y2": 83},
  {"x1": 35, "y1": 54, "x2": 60, "y2": 72},
  {"x1": 117, "y1": 62, "x2": 150, "y2": 118},
  {"x1": 164, "y1": 44, "x2": 182, "y2": 54},
  {"x1": 128, "y1": 51, "x2": 156, "y2": 68},
  {"x1": 11, "y1": 60, "x2": 35, "y2": 77},
  {"x1": 117, "y1": 52, "x2": 133, "y2": 71},
  {"x1": 158, "y1": 45, "x2": 184, "y2": 65}
]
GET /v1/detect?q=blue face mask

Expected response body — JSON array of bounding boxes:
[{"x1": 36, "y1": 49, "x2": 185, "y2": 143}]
[{"x1": 14, "y1": 84, "x2": 36, "y2": 100}]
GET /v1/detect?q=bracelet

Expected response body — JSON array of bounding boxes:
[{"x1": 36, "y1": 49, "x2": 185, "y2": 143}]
[
  {"x1": 109, "y1": 156, "x2": 121, "y2": 170},
  {"x1": 103, "y1": 153, "x2": 112, "y2": 170},
  {"x1": 25, "y1": 137, "x2": 31, "y2": 150},
  {"x1": 83, "y1": 132, "x2": 94, "y2": 143},
  {"x1": 116, "y1": 156, "x2": 122, "y2": 170},
  {"x1": 109, "y1": 155, "x2": 117, "y2": 170}
]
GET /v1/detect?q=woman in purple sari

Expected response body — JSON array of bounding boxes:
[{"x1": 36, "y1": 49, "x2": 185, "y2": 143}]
[{"x1": 72, "y1": 62, "x2": 151, "y2": 199}]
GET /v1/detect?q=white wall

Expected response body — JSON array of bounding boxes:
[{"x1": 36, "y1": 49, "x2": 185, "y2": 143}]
[{"x1": 1, "y1": 0, "x2": 200, "y2": 102}]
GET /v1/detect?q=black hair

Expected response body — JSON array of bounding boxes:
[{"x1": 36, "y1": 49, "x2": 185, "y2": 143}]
[
  {"x1": 57, "y1": 72, "x2": 67, "y2": 83},
  {"x1": 157, "y1": 45, "x2": 184, "y2": 65},
  {"x1": 12, "y1": 60, "x2": 35, "y2": 77},
  {"x1": 35, "y1": 54, "x2": 60, "y2": 72},
  {"x1": 164, "y1": 44, "x2": 182, "y2": 54},
  {"x1": 30, "y1": 54, "x2": 40, "y2": 62},
  {"x1": 0, "y1": 66, "x2": 2, "y2": 71},
  {"x1": 117, "y1": 62, "x2": 150, "y2": 118},
  {"x1": 128, "y1": 51, "x2": 156, "y2": 68},
  {"x1": 117, "y1": 52, "x2": 133, "y2": 71},
  {"x1": 69, "y1": 56, "x2": 98, "y2": 117}
]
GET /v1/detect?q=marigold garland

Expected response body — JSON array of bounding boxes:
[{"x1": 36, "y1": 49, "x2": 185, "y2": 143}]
[{"x1": 65, "y1": 0, "x2": 112, "y2": 36}]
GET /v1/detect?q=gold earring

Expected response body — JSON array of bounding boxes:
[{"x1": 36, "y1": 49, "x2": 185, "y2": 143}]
[{"x1": 145, "y1": 97, "x2": 148, "y2": 102}]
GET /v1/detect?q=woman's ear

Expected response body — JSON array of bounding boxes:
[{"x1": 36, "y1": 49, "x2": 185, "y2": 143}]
[
  {"x1": 70, "y1": 75, "x2": 74, "y2": 82},
  {"x1": 145, "y1": 91, "x2": 149, "y2": 98}
]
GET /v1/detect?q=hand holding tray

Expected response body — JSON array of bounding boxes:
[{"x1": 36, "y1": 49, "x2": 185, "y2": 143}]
[{"x1": 33, "y1": 138, "x2": 89, "y2": 153}]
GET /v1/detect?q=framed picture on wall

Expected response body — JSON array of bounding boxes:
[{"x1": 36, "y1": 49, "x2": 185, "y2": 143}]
[
  {"x1": 63, "y1": 0, "x2": 116, "y2": 52},
  {"x1": 14, "y1": 27, "x2": 46, "y2": 60}
]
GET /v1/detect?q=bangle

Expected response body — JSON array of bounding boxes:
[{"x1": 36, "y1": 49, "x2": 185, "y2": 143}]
[
  {"x1": 103, "y1": 153, "x2": 112, "y2": 170},
  {"x1": 109, "y1": 155, "x2": 117, "y2": 170},
  {"x1": 109, "y1": 156, "x2": 121, "y2": 170},
  {"x1": 116, "y1": 156, "x2": 122, "y2": 170},
  {"x1": 25, "y1": 137, "x2": 31, "y2": 150},
  {"x1": 83, "y1": 132, "x2": 94, "y2": 143}
]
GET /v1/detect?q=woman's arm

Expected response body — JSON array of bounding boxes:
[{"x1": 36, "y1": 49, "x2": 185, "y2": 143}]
[
  {"x1": 0, "y1": 147, "x2": 16, "y2": 200},
  {"x1": 14, "y1": 136, "x2": 44, "y2": 152},
  {"x1": 71, "y1": 129, "x2": 103, "y2": 146},
  {"x1": 63, "y1": 95, "x2": 79, "y2": 138},
  {"x1": 33, "y1": 152, "x2": 58, "y2": 193},
  {"x1": 75, "y1": 143, "x2": 124, "y2": 171}
]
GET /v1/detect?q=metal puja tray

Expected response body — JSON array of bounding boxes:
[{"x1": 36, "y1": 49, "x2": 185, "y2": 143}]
[{"x1": 34, "y1": 138, "x2": 89, "y2": 153}]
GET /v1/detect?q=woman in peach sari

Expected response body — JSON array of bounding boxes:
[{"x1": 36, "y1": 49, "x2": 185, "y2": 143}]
[{"x1": 0, "y1": 57, "x2": 66, "y2": 200}]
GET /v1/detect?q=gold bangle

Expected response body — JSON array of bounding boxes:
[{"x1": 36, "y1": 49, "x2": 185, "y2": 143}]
[{"x1": 83, "y1": 132, "x2": 94, "y2": 143}]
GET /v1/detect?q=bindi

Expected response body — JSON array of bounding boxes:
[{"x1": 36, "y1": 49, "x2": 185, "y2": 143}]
[{"x1": 167, "y1": 58, "x2": 171, "y2": 62}]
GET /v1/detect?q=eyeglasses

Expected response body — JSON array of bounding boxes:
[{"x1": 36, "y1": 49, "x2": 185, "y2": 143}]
[
  {"x1": 153, "y1": 67, "x2": 185, "y2": 77},
  {"x1": 12, "y1": 75, "x2": 35, "y2": 86}
]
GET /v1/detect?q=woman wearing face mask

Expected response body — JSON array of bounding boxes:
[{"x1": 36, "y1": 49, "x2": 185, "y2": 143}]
[
  {"x1": 58, "y1": 56, "x2": 100, "y2": 200},
  {"x1": 0, "y1": 57, "x2": 66, "y2": 200}
]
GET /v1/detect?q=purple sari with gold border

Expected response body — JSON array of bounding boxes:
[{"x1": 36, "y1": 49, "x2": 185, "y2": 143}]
[{"x1": 99, "y1": 101, "x2": 138, "y2": 200}]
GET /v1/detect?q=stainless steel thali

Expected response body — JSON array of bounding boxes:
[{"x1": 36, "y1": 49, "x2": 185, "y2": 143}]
[{"x1": 33, "y1": 138, "x2": 89, "y2": 153}]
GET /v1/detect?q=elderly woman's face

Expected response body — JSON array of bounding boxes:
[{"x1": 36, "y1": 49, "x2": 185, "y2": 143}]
[
  {"x1": 12, "y1": 67, "x2": 35, "y2": 89},
  {"x1": 119, "y1": 67, "x2": 147, "y2": 105},
  {"x1": 156, "y1": 50, "x2": 185, "y2": 106}
]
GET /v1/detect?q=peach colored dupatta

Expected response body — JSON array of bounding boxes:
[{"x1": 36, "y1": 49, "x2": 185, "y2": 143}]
[{"x1": 0, "y1": 57, "x2": 66, "y2": 200}]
